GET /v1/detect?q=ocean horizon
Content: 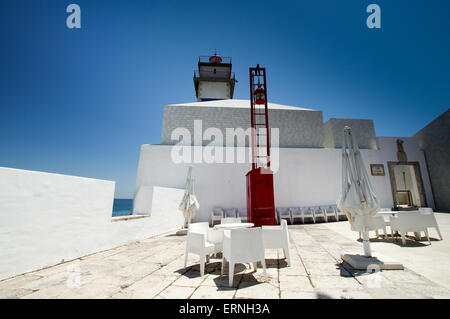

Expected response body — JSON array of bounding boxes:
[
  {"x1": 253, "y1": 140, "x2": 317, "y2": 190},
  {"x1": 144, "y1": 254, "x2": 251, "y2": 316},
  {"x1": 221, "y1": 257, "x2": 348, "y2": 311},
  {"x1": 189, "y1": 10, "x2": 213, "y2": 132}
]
[{"x1": 112, "y1": 198, "x2": 133, "y2": 217}]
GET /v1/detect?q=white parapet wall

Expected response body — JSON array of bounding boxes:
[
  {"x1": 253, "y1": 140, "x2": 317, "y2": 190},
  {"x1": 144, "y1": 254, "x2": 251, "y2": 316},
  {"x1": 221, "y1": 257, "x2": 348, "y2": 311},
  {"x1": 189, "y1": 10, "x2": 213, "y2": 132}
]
[
  {"x1": 134, "y1": 138, "x2": 435, "y2": 222},
  {"x1": 0, "y1": 167, "x2": 185, "y2": 281},
  {"x1": 114, "y1": 186, "x2": 185, "y2": 243}
]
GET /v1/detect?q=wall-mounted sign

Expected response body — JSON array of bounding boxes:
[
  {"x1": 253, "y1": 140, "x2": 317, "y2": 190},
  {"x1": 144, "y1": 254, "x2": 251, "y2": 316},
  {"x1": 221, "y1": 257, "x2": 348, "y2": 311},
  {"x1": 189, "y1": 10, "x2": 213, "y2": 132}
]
[{"x1": 370, "y1": 164, "x2": 385, "y2": 176}]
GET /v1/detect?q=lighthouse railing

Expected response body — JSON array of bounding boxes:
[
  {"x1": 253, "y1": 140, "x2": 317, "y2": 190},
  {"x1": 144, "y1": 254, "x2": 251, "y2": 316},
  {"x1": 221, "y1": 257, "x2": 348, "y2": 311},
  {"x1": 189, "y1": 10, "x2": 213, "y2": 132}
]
[{"x1": 198, "y1": 56, "x2": 232, "y2": 64}]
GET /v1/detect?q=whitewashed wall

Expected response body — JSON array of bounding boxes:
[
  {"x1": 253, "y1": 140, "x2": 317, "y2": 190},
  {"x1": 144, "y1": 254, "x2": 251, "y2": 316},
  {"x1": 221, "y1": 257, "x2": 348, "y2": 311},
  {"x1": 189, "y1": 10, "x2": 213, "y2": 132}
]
[
  {"x1": 134, "y1": 138, "x2": 434, "y2": 222},
  {"x1": 198, "y1": 81, "x2": 231, "y2": 100},
  {"x1": 324, "y1": 118, "x2": 378, "y2": 149},
  {"x1": 161, "y1": 102, "x2": 324, "y2": 148},
  {"x1": 0, "y1": 167, "x2": 184, "y2": 281}
]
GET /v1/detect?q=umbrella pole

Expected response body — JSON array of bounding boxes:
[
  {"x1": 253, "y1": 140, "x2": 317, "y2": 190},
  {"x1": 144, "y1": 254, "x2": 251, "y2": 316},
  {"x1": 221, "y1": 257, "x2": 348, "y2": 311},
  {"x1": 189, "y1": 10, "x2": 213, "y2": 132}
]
[
  {"x1": 187, "y1": 208, "x2": 192, "y2": 228},
  {"x1": 362, "y1": 228, "x2": 372, "y2": 257}
]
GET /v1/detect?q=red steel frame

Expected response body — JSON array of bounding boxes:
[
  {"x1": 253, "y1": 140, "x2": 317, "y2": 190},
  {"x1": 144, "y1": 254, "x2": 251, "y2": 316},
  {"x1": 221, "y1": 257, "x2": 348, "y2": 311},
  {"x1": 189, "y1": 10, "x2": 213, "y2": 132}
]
[
  {"x1": 249, "y1": 66, "x2": 271, "y2": 169},
  {"x1": 246, "y1": 65, "x2": 276, "y2": 227}
]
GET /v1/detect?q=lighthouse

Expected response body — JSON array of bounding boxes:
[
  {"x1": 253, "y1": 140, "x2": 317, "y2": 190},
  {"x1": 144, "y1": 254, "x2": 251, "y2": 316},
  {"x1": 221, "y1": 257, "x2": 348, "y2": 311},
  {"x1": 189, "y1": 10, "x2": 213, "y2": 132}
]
[{"x1": 193, "y1": 52, "x2": 237, "y2": 101}]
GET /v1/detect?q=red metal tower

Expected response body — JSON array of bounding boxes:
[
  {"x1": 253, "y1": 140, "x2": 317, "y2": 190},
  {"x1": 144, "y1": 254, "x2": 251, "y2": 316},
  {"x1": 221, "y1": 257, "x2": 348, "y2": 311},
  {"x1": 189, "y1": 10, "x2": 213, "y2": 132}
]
[{"x1": 246, "y1": 65, "x2": 276, "y2": 227}]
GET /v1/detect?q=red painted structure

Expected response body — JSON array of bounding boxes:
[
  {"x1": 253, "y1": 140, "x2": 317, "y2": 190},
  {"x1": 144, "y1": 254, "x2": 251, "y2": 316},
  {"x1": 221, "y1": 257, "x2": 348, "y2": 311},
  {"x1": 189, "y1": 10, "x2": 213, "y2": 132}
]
[{"x1": 246, "y1": 65, "x2": 276, "y2": 227}]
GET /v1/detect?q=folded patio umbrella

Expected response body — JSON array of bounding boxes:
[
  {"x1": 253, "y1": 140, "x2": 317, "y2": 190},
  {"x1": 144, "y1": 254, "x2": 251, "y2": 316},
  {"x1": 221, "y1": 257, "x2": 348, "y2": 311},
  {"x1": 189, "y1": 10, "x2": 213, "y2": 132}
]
[
  {"x1": 178, "y1": 166, "x2": 200, "y2": 227},
  {"x1": 337, "y1": 126, "x2": 380, "y2": 257}
]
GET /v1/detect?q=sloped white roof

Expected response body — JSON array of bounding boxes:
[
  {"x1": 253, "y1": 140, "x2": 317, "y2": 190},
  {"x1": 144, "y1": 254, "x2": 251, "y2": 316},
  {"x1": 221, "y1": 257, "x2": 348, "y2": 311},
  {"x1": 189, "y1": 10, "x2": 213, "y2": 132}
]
[{"x1": 167, "y1": 99, "x2": 317, "y2": 111}]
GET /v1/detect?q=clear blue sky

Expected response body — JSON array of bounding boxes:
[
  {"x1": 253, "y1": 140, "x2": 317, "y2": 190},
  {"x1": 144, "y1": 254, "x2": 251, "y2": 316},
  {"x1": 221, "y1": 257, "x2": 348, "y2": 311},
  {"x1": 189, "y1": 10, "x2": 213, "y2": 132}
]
[{"x1": 1, "y1": 0, "x2": 449, "y2": 198}]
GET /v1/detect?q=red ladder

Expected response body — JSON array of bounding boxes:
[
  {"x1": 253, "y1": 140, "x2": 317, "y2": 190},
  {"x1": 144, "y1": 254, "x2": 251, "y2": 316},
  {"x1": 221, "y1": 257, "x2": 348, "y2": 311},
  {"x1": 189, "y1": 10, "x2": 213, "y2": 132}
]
[{"x1": 249, "y1": 65, "x2": 271, "y2": 169}]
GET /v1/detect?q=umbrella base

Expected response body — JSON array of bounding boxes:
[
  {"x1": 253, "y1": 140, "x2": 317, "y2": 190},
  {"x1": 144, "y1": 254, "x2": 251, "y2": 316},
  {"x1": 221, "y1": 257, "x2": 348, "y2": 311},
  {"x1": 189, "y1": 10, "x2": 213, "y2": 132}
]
[
  {"x1": 342, "y1": 254, "x2": 404, "y2": 270},
  {"x1": 175, "y1": 229, "x2": 188, "y2": 236}
]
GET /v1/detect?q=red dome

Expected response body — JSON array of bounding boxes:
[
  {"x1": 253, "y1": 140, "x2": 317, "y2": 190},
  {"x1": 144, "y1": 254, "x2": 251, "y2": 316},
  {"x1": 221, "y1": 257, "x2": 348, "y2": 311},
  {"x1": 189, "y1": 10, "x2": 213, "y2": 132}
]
[{"x1": 209, "y1": 54, "x2": 222, "y2": 63}]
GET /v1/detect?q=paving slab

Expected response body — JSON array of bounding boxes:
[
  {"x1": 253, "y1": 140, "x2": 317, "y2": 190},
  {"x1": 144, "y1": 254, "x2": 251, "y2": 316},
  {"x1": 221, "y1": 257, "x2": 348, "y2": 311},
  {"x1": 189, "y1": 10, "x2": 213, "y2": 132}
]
[
  {"x1": 114, "y1": 274, "x2": 179, "y2": 299},
  {"x1": 310, "y1": 275, "x2": 362, "y2": 290},
  {"x1": 235, "y1": 281, "x2": 279, "y2": 299},
  {"x1": 314, "y1": 288, "x2": 374, "y2": 299},
  {"x1": 190, "y1": 285, "x2": 236, "y2": 299},
  {"x1": 303, "y1": 260, "x2": 352, "y2": 276},
  {"x1": 2, "y1": 216, "x2": 450, "y2": 299},
  {"x1": 280, "y1": 290, "x2": 317, "y2": 299},
  {"x1": 157, "y1": 285, "x2": 196, "y2": 299},
  {"x1": 201, "y1": 273, "x2": 243, "y2": 288},
  {"x1": 279, "y1": 275, "x2": 314, "y2": 292},
  {"x1": 322, "y1": 214, "x2": 450, "y2": 290},
  {"x1": 172, "y1": 271, "x2": 208, "y2": 288}
]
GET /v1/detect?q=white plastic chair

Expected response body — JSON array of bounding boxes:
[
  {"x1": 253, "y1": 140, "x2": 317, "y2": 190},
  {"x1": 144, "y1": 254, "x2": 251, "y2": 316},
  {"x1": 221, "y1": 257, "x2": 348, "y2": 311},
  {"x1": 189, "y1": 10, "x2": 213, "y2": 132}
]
[
  {"x1": 390, "y1": 212, "x2": 431, "y2": 245},
  {"x1": 290, "y1": 207, "x2": 303, "y2": 224},
  {"x1": 311, "y1": 206, "x2": 326, "y2": 222},
  {"x1": 328, "y1": 205, "x2": 340, "y2": 221},
  {"x1": 376, "y1": 207, "x2": 393, "y2": 229},
  {"x1": 210, "y1": 207, "x2": 224, "y2": 226},
  {"x1": 324, "y1": 206, "x2": 338, "y2": 222},
  {"x1": 371, "y1": 215, "x2": 388, "y2": 238},
  {"x1": 184, "y1": 222, "x2": 222, "y2": 276},
  {"x1": 335, "y1": 205, "x2": 347, "y2": 221},
  {"x1": 221, "y1": 217, "x2": 241, "y2": 224},
  {"x1": 301, "y1": 207, "x2": 315, "y2": 223},
  {"x1": 237, "y1": 208, "x2": 248, "y2": 222},
  {"x1": 276, "y1": 207, "x2": 291, "y2": 225},
  {"x1": 224, "y1": 208, "x2": 238, "y2": 218},
  {"x1": 350, "y1": 215, "x2": 387, "y2": 239},
  {"x1": 221, "y1": 228, "x2": 267, "y2": 287},
  {"x1": 262, "y1": 220, "x2": 291, "y2": 266},
  {"x1": 419, "y1": 208, "x2": 443, "y2": 240}
]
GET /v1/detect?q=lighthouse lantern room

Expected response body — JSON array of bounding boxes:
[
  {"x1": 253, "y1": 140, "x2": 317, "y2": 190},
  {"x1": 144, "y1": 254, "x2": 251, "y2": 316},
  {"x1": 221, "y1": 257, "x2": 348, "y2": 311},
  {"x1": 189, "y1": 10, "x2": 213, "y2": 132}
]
[{"x1": 193, "y1": 52, "x2": 237, "y2": 101}]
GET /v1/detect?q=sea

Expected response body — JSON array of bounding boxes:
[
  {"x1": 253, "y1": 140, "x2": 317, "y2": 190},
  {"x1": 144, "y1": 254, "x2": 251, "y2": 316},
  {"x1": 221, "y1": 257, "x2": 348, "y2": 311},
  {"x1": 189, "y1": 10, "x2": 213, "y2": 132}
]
[{"x1": 112, "y1": 199, "x2": 133, "y2": 217}]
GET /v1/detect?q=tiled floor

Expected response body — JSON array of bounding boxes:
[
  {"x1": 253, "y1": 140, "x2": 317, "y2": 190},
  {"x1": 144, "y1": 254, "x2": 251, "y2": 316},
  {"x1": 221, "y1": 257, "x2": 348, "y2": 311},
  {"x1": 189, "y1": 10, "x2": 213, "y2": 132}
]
[{"x1": 1, "y1": 215, "x2": 449, "y2": 299}]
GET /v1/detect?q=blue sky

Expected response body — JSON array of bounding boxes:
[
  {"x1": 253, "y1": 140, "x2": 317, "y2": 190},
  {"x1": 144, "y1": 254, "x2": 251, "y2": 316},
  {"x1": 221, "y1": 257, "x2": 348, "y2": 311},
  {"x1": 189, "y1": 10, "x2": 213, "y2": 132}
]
[{"x1": 1, "y1": 0, "x2": 449, "y2": 198}]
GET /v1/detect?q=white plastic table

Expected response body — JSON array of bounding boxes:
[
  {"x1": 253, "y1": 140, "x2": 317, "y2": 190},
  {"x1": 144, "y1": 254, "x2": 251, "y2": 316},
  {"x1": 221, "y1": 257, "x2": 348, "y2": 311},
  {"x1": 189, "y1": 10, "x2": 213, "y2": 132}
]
[
  {"x1": 376, "y1": 211, "x2": 398, "y2": 223},
  {"x1": 213, "y1": 223, "x2": 254, "y2": 230},
  {"x1": 376, "y1": 211, "x2": 399, "y2": 238},
  {"x1": 376, "y1": 211, "x2": 398, "y2": 216}
]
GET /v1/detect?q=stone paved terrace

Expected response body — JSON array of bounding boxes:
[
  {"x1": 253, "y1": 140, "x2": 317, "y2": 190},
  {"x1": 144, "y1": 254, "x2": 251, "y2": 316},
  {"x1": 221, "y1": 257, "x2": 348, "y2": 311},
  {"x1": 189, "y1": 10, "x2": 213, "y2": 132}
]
[{"x1": 1, "y1": 213, "x2": 450, "y2": 299}]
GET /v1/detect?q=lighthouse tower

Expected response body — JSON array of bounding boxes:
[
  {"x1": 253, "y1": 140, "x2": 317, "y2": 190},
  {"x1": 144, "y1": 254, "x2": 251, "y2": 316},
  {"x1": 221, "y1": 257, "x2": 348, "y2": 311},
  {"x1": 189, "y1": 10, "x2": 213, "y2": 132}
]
[{"x1": 193, "y1": 52, "x2": 237, "y2": 101}]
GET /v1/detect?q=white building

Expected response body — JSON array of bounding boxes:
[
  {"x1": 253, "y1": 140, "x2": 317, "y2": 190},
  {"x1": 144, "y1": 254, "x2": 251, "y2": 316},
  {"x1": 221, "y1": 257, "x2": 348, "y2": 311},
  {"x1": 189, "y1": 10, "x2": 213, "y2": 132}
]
[{"x1": 132, "y1": 54, "x2": 435, "y2": 222}]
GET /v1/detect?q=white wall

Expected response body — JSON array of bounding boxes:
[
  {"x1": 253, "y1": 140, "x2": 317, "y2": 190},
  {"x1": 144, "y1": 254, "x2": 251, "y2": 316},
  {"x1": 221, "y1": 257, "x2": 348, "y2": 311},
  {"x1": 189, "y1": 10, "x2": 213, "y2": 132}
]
[
  {"x1": 134, "y1": 138, "x2": 434, "y2": 222},
  {"x1": 109, "y1": 186, "x2": 185, "y2": 245},
  {"x1": 324, "y1": 118, "x2": 378, "y2": 149},
  {"x1": 198, "y1": 81, "x2": 230, "y2": 99},
  {"x1": 0, "y1": 167, "x2": 185, "y2": 281},
  {"x1": 161, "y1": 103, "x2": 325, "y2": 147}
]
